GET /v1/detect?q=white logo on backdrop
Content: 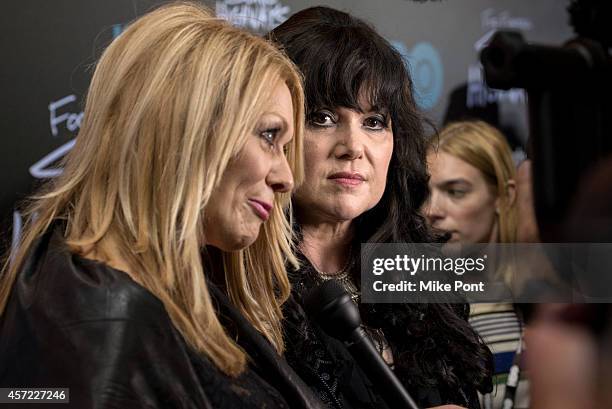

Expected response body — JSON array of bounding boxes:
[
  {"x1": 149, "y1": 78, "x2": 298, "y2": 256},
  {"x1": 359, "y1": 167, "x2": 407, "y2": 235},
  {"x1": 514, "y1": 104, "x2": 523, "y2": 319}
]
[
  {"x1": 10, "y1": 211, "x2": 22, "y2": 263},
  {"x1": 31, "y1": 94, "x2": 81, "y2": 178},
  {"x1": 11, "y1": 23, "x2": 125, "y2": 257},
  {"x1": 216, "y1": 0, "x2": 290, "y2": 31},
  {"x1": 481, "y1": 8, "x2": 532, "y2": 31},
  {"x1": 474, "y1": 9, "x2": 533, "y2": 53},
  {"x1": 11, "y1": 95, "x2": 81, "y2": 256}
]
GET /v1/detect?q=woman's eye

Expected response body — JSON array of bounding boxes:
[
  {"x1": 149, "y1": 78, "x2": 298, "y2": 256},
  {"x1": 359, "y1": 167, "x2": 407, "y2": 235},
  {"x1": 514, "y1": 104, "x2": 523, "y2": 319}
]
[
  {"x1": 447, "y1": 189, "x2": 466, "y2": 198},
  {"x1": 363, "y1": 115, "x2": 388, "y2": 130},
  {"x1": 260, "y1": 128, "x2": 281, "y2": 146},
  {"x1": 308, "y1": 110, "x2": 336, "y2": 127}
]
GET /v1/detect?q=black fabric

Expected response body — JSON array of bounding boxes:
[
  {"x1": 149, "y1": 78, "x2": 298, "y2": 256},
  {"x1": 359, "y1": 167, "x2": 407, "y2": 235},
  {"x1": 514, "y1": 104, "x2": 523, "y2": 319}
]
[
  {"x1": 208, "y1": 284, "x2": 325, "y2": 409},
  {"x1": 283, "y1": 253, "x2": 482, "y2": 409},
  {"x1": 283, "y1": 294, "x2": 389, "y2": 409},
  {"x1": 0, "y1": 226, "x2": 321, "y2": 409}
]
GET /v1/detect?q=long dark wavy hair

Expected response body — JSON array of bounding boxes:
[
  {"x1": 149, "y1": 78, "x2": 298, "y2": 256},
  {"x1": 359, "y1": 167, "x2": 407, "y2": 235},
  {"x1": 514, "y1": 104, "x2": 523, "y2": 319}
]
[{"x1": 270, "y1": 6, "x2": 493, "y2": 398}]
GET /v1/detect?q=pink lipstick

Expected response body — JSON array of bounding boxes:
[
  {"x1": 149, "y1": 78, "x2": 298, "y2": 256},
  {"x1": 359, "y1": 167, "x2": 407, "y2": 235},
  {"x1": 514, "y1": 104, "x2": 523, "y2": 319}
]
[
  {"x1": 248, "y1": 199, "x2": 272, "y2": 221},
  {"x1": 328, "y1": 171, "x2": 365, "y2": 187}
]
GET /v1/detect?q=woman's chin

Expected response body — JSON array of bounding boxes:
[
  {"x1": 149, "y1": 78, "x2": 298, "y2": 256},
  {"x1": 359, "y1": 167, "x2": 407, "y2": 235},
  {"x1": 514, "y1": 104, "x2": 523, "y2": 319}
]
[
  {"x1": 233, "y1": 233, "x2": 260, "y2": 251},
  {"x1": 295, "y1": 198, "x2": 374, "y2": 224},
  {"x1": 326, "y1": 200, "x2": 375, "y2": 221},
  {"x1": 208, "y1": 229, "x2": 261, "y2": 252},
  {"x1": 333, "y1": 208, "x2": 369, "y2": 222}
]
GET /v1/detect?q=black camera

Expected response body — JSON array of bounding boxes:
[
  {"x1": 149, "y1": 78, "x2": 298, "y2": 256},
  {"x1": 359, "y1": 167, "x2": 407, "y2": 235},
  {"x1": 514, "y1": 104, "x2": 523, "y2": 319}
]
[{"x1": 481, "y1": 0, "x2": 612, "y2": 242}]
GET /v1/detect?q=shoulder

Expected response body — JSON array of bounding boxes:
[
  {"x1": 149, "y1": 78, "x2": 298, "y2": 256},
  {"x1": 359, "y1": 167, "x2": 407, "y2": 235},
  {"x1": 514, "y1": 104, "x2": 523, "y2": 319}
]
[
  {"x1": 1, "y1": 230, "x2": 214, "y2": 407},
  {"x1": 11, "y1": 227, "x2": 167, "y2": 327}
]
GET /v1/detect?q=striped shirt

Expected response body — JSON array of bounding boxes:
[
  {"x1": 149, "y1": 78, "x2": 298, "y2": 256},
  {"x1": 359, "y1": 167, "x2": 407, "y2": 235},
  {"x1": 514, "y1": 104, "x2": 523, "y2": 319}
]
[{"x1": 469, "y1": 303, "x2": 529, "y2": 409}]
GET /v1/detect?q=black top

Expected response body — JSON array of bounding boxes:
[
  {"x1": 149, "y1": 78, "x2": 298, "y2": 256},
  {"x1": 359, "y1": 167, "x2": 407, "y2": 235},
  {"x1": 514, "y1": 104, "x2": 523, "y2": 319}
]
[
  {"x1": 283, "y1": 253, "x2": 482, "y2": 409},
  {"x1": 0, "y1": 226, "x2": 323, "y2": 409}
]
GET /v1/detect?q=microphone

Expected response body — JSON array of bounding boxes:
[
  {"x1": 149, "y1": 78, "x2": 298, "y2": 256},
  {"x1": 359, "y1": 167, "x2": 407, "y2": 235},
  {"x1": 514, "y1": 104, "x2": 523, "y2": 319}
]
[{"x1": 303, "y1": 280, "x2": 420, "y2": 409}]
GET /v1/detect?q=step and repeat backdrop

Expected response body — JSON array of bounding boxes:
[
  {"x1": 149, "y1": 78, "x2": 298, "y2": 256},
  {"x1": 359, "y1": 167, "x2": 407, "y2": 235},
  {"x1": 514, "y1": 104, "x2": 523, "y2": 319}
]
[{"x1": 1, "y1": 0, "x2": 573, "y2": 252}]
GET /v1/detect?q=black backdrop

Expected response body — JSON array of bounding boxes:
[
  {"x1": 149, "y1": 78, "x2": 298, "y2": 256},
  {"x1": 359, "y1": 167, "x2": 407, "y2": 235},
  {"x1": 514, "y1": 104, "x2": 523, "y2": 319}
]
[
  {"x1": 1, "y1": 0, "x2": 170, "y2": 250},
  {"x1": 0, "y1": 0, "x2": 572, "y2": 253}
]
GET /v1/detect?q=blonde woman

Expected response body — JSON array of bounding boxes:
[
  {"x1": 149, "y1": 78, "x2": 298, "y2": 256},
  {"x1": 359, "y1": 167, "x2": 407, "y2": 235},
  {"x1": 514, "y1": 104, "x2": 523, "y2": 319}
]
[
  {"x1": 424, "y1": 120, "x2": 528, "y2": 409},
  {"x1": 0, "y1": 3, "x2": 320, "y2": 408}
]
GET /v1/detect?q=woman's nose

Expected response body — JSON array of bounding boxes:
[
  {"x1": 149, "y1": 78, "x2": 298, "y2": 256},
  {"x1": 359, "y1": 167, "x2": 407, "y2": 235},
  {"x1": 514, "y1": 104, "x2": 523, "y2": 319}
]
[
  {"x1": 267, "y1": 154, "x2": 294, "y2": 193},
  {"x1": 333, "y1": 124, "x2": 364, "y2": 160},
  {"x1": 423, "y1": 191, "x2": 445, "y2": 224}
]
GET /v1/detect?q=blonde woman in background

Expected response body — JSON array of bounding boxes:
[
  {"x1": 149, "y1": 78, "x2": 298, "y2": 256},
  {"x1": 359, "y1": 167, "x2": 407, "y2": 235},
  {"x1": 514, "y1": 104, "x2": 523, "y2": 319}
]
[
  {"x1": 423, "y1": 120, "x2": 528, "y2": 409},
  {"x1": 0, "y1": 3, "x2": 322, "y2": 408}
]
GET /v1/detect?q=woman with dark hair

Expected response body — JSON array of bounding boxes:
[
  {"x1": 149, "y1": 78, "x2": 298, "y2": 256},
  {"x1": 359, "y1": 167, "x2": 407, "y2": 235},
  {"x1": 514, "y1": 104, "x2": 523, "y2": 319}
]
[{"x1": 269, "y1": 6, "x2": 493, "y2": 409}]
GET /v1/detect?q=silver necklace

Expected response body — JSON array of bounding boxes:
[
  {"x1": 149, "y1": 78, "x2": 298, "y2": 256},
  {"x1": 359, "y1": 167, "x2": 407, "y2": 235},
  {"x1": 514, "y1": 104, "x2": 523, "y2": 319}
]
[
  {"x1": 309, "y1": 250, "x2": 395, "y2": 364},
  {"x1": 311, "y1": 249, "x2": 360, "y2": 302}
]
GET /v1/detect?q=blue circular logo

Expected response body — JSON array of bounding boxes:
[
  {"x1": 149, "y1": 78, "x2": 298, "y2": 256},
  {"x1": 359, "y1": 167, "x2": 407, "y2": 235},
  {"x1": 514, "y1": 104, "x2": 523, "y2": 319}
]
[{"x1": 391, "y1": 41, "x2": 444, "y2": 111}]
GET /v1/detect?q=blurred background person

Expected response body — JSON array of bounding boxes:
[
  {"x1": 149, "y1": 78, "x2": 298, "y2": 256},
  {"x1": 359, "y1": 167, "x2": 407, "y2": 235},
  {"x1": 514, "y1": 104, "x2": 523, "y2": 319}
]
[
  {"x1": 0, "y1": 3, "x2": 323, "y2": 408},
  {"x1": 423, "y1": 120, "x2": 528, "y2": 409},
  {"x1": 525, "y1": 304, "x2": 598, "y2": 409},
  {"x1": 270, "y1": 7, "x2": 493, "y2": 409},
  {"x1": 526, "y1": 153, "x2": 612, "y2": 408}
]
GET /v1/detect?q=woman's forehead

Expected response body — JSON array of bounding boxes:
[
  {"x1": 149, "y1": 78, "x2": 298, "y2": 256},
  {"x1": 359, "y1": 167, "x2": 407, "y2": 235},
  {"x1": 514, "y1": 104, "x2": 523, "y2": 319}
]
[{"x1": 308, "y1": 75, "x2": 394, "y2": 110}]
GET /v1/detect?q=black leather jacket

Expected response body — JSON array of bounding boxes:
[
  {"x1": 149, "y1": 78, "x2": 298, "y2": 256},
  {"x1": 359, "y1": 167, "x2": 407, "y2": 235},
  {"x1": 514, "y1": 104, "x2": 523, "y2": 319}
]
[{"x1": 0, "y1": 226, "x2": 323, "y2": 409}]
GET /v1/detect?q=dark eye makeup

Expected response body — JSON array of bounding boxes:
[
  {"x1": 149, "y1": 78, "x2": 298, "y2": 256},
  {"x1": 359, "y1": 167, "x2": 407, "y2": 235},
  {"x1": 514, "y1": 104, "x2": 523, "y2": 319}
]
[
  {"x1": 255, "y1": 116, "x2": 285, "y2": 147},
  {"x1": 363, "y1": 114, "x2": 389, "y2": 130},
  {"x1": 307, "y1": 108, "x2": 391, "y2": 131},
  {"x1": 307, "y1": 109, "x2": 337, "y2": 127},
  {"x1": 259, "y1": 127, "x2": 282, "y2": 145}
]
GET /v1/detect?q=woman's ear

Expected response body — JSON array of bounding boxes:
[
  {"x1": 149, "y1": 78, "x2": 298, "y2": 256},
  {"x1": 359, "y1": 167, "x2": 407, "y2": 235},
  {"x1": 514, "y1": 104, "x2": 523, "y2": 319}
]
[
  {"x1": 494, "y1": 179, "x2": 517, "y2": 214},
  {"x1": 506, "y1": 179, "x2": 517, "y2": 208}
]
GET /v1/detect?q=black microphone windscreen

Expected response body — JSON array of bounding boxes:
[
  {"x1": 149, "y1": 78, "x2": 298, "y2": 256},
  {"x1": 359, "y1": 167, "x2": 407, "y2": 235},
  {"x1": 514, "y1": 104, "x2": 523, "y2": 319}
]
[
  {"x1": 303, "y1": 280, "x2": 361, "y2": 340},
  {"x1": 303, "y1": 279, "x2": 346, "y2": 316}
]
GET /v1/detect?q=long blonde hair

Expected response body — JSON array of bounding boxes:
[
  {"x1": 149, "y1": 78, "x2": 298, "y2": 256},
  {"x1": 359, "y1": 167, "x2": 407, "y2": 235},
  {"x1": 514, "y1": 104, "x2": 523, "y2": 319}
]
[
  {"x1": 0, "y1": 2, "x2": 304, "y2": 376},
  {"x1": 434, "y1": 120, "x2": 517, "y2": 243}
]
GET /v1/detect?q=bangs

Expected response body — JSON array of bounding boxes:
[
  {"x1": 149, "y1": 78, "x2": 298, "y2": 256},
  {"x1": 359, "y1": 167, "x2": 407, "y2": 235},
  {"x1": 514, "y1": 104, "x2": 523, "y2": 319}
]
[{"x1": 296, "y1": 27, "x2": 409, "y2": 114}]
